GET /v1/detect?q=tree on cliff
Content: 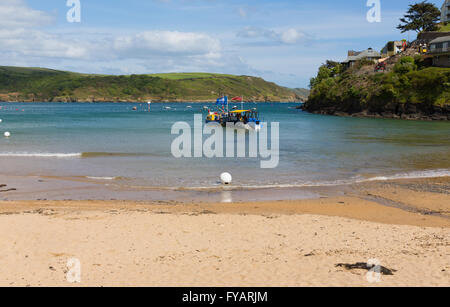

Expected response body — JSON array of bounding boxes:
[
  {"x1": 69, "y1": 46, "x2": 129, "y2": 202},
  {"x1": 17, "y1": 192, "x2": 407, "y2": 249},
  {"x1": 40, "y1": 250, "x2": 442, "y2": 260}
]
[
  {"x1": 397, "y1": 1, "x2": 440, "y2": 33},
  {"x1": 309, "y1": 61, "x2": 342, "y2": 88}
]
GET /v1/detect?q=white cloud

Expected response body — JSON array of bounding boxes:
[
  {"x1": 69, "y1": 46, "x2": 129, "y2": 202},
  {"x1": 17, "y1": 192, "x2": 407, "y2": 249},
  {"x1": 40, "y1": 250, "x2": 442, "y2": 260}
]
[
  {"x1": 113, "y1": 31, "x2": 221, "y2": 58},
  {"x1": 237, "y1": 27, "x2": 306, "y2": 45},
  {"x1": 0, "y1": 0, "x2": 225, "y2": 70},
  {"x1": 0, "y1": 0, "x2": 232, "y2": 74},
  {"x1": 279, "y1": 28, "x2": 304, "y2": 44},
  {"x1": 0, "y1": 28, "x2": 95, "y2": 59},
  {"x1": 0, "y1": 0, "x2": 53, "y2": 28},
  {"x1": 0, "y1": 29, "x2": 227, "y2": 71}
]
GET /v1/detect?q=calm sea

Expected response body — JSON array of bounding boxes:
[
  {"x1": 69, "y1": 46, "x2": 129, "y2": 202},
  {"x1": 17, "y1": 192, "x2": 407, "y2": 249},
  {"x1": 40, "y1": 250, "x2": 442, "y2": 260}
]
[{"x1": 0, "y1": 102, "x2": 449, "y2": 200}]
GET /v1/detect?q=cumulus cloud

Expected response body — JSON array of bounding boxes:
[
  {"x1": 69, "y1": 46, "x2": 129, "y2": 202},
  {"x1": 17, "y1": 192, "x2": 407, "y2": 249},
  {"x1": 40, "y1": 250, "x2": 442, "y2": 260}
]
[
  {"x1": 0, "y1": 0, "x2": 53, "y2": 28},
  {"x1": 237, "y1": 27, "x2": 306, "y2": 45},
  {"x1": 0, "y1": 1, "x2": 227, "y2": 72},
  {"x1": 279, "y1": 28, "x2": 304, "y2": 44},
  {"x1": 0, "y1": 0, "x2": 283, "y2": 84},
  {"x1": 0, "y1": 29, "x2": 93, "y2": 59},
  {"x1": 113, "y1": 31, "x2": 221, "y2": 58},
  {"x1": 0, "y1": 29, "x2": 224, "y2": 67}
]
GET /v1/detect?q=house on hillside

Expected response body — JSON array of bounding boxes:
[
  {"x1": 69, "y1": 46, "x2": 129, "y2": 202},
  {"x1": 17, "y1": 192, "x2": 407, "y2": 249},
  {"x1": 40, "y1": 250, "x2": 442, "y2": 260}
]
[
  {"x1": 442, "y1": 0, "x2": 450, "y2": 23},
  {"x1": 428, "y1": 36, "x2": 450, "y2": 67},
  {"x1": 341, "y1": 48, "x2": 381, "y2": 69},
  {"x1": 381, "y1": 41, "x2": 407, "y2": 57}
]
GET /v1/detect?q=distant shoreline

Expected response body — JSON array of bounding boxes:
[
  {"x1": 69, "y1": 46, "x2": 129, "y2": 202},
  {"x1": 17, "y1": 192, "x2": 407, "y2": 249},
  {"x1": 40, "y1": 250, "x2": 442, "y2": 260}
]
[
  {"x1": 0, "y1": 100, "x2": 303, "y2": 104},
  {"x1": 0, "y1": 66, "x2": 308, "y2": 104},
  {"x1": 302, "y1": 105, "x2": 450, "y2": 121}
]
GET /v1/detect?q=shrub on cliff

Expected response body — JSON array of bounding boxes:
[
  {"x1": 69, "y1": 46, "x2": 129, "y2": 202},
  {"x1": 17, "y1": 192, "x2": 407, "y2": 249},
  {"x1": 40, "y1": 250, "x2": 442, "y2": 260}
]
[
  {"x1": 354, "y1": 59, "x2": 376, "y2": 70},
  {"x1": 309, "y1": 61, "x2": 342, "y2": 88},
  {"x1": 393, "y1": 56, "x2": 418, "y2": 74}
]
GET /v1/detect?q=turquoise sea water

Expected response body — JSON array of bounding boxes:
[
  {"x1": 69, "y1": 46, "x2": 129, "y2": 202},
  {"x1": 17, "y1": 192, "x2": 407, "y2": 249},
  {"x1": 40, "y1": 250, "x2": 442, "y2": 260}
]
[{"x1": 0, "y1": 102, "x2": 449, "y2": 194}]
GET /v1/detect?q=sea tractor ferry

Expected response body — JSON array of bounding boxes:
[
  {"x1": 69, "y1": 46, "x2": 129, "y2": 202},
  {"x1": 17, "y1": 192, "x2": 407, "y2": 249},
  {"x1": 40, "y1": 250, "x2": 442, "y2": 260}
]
[{"x1": 205, "y1": 96, "x2": 261, "y2": 131}]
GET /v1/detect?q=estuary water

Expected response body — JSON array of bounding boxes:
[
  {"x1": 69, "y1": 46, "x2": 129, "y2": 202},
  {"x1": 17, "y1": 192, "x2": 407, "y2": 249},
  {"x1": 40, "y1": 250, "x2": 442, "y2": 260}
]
[{"x1": 0, "y1": 102, "x2": 449, "y2": 200}]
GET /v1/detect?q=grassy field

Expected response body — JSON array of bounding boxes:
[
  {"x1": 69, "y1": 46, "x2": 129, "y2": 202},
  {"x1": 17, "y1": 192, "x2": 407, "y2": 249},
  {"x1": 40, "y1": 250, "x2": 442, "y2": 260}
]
[
  {"x1": 0, "y1": 66, "x2": 300, "y2": 102},
  {"x1": 146, "y1": 73, "x2": 236, "y2": 80}
]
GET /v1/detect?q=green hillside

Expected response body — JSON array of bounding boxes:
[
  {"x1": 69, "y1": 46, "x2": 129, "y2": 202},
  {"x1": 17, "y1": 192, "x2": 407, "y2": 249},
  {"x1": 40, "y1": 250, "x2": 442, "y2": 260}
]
[
  {"x1": 290, "y1": 88, "x2": 310, "y2": 101},
  {"x1": 147, "y1": 72, "x2": 236, "y2": 80},
  {"x1": 0, "y1": 66, "x2": 299, "y2": 102}
]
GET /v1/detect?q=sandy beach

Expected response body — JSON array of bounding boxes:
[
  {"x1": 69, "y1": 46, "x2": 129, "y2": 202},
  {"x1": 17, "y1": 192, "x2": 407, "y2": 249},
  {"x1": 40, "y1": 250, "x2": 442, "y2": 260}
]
[
  {"x1": 2, "y1": 0, "x2": 450, "y2": 291},
  {"x1": 0, "y1": 177, "x2": 449, "y2": 287}
]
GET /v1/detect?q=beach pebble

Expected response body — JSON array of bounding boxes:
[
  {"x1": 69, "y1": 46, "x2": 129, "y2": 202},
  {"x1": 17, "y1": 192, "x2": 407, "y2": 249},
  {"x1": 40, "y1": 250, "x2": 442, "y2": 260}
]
[{"x1": 220, "y1": 172, "x2": 232, "y2": 185}]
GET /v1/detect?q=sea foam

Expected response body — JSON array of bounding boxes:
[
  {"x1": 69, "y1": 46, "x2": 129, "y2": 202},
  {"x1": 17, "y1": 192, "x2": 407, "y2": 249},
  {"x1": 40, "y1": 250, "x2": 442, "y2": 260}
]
[{"x1": 0, "y1": 153, "x2": 82, "y2": 158}]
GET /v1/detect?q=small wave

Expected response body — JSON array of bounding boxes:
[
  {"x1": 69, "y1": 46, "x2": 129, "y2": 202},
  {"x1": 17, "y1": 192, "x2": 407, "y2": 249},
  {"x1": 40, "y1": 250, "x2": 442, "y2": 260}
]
[
  {"x1": 0, "y1": 153, "x2": 81, "y2": 158},
  {"x1": 0, "y1": 152, "x2": 150, "y2": 158},
  {"x1": 86, "y1": 176, "x2": 117, "y2": 180},
  {"x1": 174, "y1": 180, "x2": 358, "y2": 191},
  {"x1": 172, "y1": 169, "x2": 450, "y2": 191},
  {"x1": 363, "y1": 169, "x2": 450, "y2": 182},
  {"x1": 80, "y1": 152, "x2": 150, "y2": 158}
]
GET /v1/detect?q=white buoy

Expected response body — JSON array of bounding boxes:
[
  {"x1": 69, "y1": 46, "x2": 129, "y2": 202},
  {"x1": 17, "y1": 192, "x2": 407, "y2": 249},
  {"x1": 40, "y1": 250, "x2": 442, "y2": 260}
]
[
  {"x1": 220, "y1": 172, "x2": 232, "y2": 185},
  {"x1": 4, "y1": 131, "x2": 10, "y2": 137}
]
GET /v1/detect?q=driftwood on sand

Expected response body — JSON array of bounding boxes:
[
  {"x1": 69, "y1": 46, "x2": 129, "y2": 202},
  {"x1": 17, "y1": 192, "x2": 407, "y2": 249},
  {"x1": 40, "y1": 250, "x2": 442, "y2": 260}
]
[
  {"x1": 335, "y1": 262, "x2": 397, "y2": 275},
  {"x1": 0, "y1": 184, "x2": 16, "y2": 193}
]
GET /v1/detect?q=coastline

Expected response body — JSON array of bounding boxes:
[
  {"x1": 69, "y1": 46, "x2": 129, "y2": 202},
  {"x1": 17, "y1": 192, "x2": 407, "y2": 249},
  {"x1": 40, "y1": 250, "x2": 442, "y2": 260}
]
[
  {"x1": 1, "y1": 171, "x2": 450, "y2": 202},
  {"x1": 302, "y1": 103, "x2": 450, "y2": 121},
  {"x1": 0, "y1": 99, "x2": 301, "y2": 103},
  {"x1": 0, "y1": 176, "x2": 449, "y2": 286},
  {"x1": 1, "y1": 176, "x2": 449, "y2": 226}
]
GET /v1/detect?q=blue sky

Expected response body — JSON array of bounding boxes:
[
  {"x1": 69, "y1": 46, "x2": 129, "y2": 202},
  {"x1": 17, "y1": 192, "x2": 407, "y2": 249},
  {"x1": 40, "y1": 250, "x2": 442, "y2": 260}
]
[{"x1": 0, "y1": 0, "x2": 445, "y2": 87}]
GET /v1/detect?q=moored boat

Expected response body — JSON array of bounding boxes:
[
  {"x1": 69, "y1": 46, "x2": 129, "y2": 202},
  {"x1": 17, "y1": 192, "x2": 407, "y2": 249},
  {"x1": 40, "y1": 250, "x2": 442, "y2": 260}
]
[
  {"x1": 221, "y1": 109, "x2": 261, "y2": 131},
  {"x1": 205, "y1": 96, "x2": 261, "y2": 131}
]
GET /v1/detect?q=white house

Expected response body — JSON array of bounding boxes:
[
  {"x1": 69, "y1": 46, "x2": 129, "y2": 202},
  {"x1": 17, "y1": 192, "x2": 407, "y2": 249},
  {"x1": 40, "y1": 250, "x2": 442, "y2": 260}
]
[{"x1": 442, "y1": 0, "x2": 450, "y2": 23}]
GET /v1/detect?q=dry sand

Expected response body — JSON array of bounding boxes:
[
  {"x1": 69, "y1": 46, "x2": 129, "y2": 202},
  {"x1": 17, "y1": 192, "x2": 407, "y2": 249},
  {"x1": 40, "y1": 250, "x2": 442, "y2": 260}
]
[{"x1": 0, "y1": 178, "x2": 449, "y2": 287}]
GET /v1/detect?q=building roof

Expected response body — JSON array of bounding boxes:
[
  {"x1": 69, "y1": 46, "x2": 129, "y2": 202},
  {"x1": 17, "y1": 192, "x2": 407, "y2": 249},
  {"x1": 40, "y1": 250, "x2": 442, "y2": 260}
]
[
  {"x1": 342, "y1": 48, "x2": 381, "y2": 63},
  {"x1": 430, "y1": 36, "x2": 450, "y2": 44}
]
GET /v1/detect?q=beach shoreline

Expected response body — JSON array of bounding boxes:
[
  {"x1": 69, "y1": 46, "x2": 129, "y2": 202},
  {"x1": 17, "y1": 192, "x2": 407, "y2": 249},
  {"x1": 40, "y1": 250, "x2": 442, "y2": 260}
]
[{"x1": 0, "y1": 176, "x2": 449, "y2": 286}]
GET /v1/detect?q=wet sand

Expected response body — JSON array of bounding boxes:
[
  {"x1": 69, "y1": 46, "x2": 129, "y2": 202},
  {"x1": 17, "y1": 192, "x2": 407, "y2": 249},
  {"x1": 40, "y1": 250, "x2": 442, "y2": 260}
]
[{"x1": 0, "y1": 177, "x2": 449, "y2": 286}]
